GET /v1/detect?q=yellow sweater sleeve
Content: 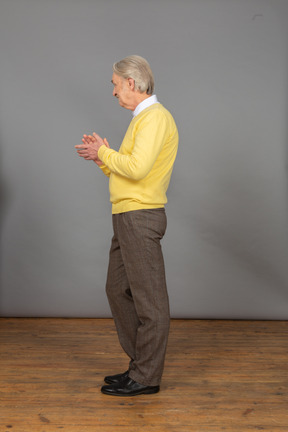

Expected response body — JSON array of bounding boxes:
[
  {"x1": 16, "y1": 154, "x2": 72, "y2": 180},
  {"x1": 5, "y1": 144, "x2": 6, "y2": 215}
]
[
  {"x1": 98, "y1": 111, "x2": 169, "y2": 180},
  {"x1": 99, "y1": 163, "x2": 111, "y2": 177}
]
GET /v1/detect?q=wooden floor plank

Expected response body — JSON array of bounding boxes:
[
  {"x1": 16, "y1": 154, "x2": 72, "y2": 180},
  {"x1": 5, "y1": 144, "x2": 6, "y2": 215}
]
[{"x1": 0, "y1": 318, "x2": 287, "y2": 431}]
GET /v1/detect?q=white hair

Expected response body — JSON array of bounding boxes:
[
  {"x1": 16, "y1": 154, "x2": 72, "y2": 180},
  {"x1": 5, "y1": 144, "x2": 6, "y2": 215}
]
[{"x1": 113, "y1": 55, "x2": 154, "y2": 95}]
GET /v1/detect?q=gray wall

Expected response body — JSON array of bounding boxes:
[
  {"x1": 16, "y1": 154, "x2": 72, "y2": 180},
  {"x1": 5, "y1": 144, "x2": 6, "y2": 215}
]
[{"x1": 0, "y1": 0, "x2": 288, "y2": 318}]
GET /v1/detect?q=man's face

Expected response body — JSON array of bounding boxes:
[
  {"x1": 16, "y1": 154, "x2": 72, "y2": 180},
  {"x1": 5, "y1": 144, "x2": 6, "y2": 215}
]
[{"x1": 111, "y1": 73, "x2": 133, "y2": 110}]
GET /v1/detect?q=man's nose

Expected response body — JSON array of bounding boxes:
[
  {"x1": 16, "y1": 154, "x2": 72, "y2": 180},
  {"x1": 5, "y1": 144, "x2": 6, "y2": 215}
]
[{"x1": 113, "y1": 88, "x2": 117, "y2": 97}]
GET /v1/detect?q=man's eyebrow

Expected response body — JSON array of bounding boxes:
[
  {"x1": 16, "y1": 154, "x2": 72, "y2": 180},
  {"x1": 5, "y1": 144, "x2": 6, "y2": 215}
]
[{"x1": 111, "y1": 80, "x2": 115, "y2": 84}]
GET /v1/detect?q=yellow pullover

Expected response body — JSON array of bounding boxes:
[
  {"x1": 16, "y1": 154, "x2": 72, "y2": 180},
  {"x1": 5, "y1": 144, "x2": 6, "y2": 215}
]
[{"x1": 98, "y1": 103, "x2": 178, "y2": 214}]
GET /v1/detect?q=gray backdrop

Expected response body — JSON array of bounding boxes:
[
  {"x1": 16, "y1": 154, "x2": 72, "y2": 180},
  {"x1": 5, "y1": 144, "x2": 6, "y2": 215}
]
[{"x1": 0, "y1": 0, "x2": 287, "y2": 318}]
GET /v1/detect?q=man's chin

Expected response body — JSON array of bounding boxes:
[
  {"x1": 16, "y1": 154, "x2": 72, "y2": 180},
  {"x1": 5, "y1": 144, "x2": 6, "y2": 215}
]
[{"x1": 117, "y1": 99, "x2": 128, "y2": 110}]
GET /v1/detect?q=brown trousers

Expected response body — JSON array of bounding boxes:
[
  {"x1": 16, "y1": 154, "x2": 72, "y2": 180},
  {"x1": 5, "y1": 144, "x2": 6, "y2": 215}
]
[{"x1": 105, "y1": 208, "x2": 170, "y2": 386}]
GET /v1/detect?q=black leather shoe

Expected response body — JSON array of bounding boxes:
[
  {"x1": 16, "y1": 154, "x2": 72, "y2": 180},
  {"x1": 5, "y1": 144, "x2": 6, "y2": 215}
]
[
  {"x1": 104, "y1": 370, "x2": 129, "y2": 385},
  {"x1": 101, "y1": 377, "x2": 160, "y2": 396}
]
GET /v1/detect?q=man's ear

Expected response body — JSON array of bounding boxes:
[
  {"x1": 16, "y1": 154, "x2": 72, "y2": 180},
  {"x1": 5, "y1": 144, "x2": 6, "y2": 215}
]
[{"x1": 127, "y1": 77, "x2": 135, "y2": 91}]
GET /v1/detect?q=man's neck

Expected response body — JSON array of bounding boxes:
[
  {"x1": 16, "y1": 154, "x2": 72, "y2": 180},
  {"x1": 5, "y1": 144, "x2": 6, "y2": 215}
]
[{"x1": 130, "y1": 93, "x2": 151, "y2": 111}]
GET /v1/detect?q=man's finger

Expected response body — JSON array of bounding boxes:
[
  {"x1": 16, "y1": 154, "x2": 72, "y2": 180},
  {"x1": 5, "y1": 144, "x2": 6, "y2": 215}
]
[
  {"x1": 93, "y1": 132, "x2": 102, "y2": 141},
  {"x1": 89, "y1": 135, "x2": 96, "y2": 142},
  {"x1": 104, "y1": 138, "x2": 110, "y2": 148}
]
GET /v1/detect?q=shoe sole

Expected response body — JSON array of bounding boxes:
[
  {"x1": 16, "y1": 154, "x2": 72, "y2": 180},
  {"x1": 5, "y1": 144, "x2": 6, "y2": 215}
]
[{"x1": 101, "y1": 387, "x2": 160, "y2": 396}]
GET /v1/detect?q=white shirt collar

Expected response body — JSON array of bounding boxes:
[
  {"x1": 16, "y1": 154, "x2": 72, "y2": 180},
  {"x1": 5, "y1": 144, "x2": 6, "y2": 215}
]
[{"x1": 132, "y1": 95, "x2": 159, "y2": 118}]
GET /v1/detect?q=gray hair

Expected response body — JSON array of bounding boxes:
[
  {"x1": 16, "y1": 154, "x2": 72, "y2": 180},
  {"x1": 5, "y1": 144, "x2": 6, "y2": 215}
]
[{"x1": 113, "y1": 55, "x2": 154, "y2": 95}]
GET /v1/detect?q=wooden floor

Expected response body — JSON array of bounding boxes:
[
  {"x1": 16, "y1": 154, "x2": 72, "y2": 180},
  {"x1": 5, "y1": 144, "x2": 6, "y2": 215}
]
[{"x1": 0, "y1": 319, "x2": 287, "y2": 432}]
